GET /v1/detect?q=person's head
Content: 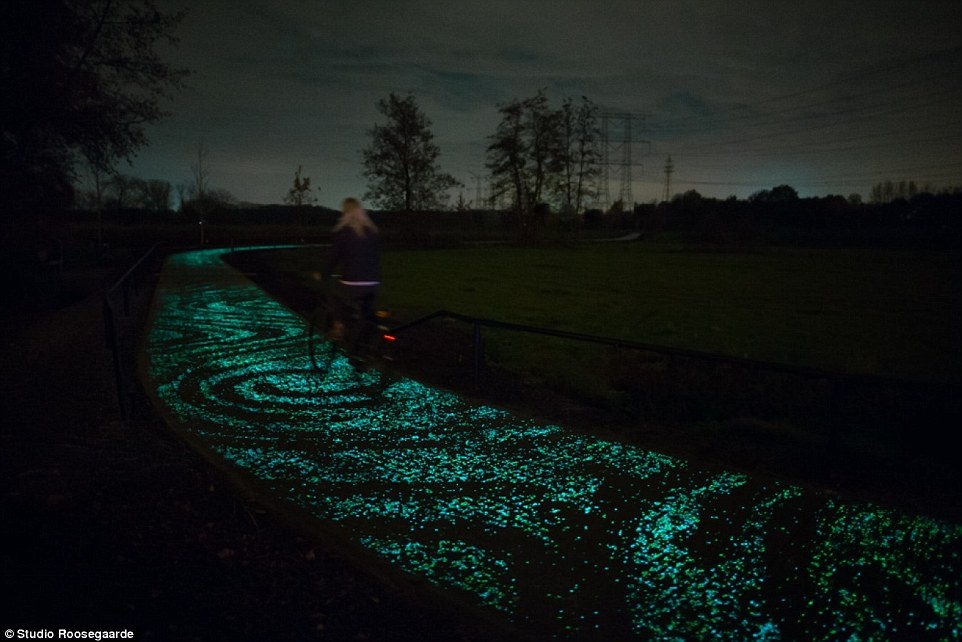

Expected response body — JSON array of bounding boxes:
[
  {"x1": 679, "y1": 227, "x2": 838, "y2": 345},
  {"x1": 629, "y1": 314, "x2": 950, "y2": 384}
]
[
  {"x1": 335, "y1": 197, "x2": 378, "y2": 236},
  {"x1": 341, "y1": 197, "x2": 362, "y2": 214}
]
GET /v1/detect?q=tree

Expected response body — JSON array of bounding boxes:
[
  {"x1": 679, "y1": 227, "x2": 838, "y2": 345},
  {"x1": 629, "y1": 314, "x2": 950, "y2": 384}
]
[
  {"x1": 284, "y1": 165, "x2": 316, "y2": 207},
  {"x1": 486, "y1": 90, "x2": 563, "y2": 240},
  {"x1": 362, "y1": 93, "x2": 459, "y2": 212},
  {"x1": 769, "y1": 184, "x2": 799, "y2": 201},
  {"x1": 106, "y1": 173, "x2": 138, "y2": 209},
  {"x1": 84, "y1": 160, "x2": 111, "y2": 247},
  {"x1": 749, "y1": 184, "x2": 799, "y2": 202},
  {"x1": 183, "y1": 141, "x2": 212, "y2": 222},
  {"x1": 175, "y1": 182, "x2": 188, "y2": 212},
  {"x1": 140, "y1": 179, "x2": 172, "y2": 212},
  {"x1": 181, "y1": 185, "x2": 235, "y2": 223},
  {"x1": 555, "y1": 96, "x2": 600, "y2": 215},
  {"x1": 284, "y1": 165, "x2": 317, "y2": 225},
  {"x1": 1, "y1": 0, "x2": 189, "y2": 218},
  {"x1": 189, "y1": 141, "x2": 211, "y2": 202},
  {"x1": 870, "y1": 179, "x2": 932, "y2": 203},
  {"x1": 207, "y1": 188, "x2": 236, "y2": 209},
  {"x1": 182, "y1": 142, "x2": 236, "y2": 222}
]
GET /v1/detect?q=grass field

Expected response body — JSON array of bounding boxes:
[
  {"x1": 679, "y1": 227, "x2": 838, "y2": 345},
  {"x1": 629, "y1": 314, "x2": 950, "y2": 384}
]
[
  {"x1": 251, "y1": 242, "x2": 961, "y2": 388},
  {"x1": 226, "y1": 241, "x2": 962, "y2": 517}
]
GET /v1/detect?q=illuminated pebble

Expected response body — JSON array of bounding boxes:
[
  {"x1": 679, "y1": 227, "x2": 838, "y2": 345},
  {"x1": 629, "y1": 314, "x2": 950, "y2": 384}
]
[{"x1": 144, "y1": 248, "x2": 962, "y2": 641}]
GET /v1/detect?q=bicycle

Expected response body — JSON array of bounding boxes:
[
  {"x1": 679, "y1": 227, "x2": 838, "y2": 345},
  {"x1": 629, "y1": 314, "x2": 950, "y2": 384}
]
[{"x1": 306, "y1": 277, "x2": 398, "y2": 397}]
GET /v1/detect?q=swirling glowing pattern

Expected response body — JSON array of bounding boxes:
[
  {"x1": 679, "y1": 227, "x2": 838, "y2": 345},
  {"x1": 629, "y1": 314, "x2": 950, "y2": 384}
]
[{"x1": 143, "y1": 249, "x2": 962, "y2": 640}]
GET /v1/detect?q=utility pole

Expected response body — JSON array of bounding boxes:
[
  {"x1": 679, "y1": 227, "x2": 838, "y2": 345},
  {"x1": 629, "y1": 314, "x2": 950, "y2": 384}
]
[{"x1": 663, "y1": 155, "x2": 674, "y2": 203}]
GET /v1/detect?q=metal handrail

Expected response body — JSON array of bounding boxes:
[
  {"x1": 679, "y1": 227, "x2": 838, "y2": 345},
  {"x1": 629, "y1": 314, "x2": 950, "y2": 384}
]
[
  {"x1": 102, "y1": 243, "x2": 162, "y2": 419},
  {"x1": 388, "y1": 309, "x2": 958, "y2": 394},
  {"x1": 105, "y1": 242, "x2": 161, "y2": 316}
]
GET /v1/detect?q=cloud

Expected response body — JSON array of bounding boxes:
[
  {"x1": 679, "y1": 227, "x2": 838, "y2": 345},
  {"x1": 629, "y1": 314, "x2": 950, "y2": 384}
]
[{"x1": 134, "y1": 0, "x2": 962, "y2": 204}]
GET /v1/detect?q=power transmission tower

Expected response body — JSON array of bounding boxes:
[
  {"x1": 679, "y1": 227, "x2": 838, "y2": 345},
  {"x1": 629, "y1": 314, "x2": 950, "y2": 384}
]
[
  {"x1": 620, "y1": 115, "x2": 632, "y2": 207},
  {"x1": 598, "y1": 112, "x2": 651, "y2": 211},
  {"x1": 663, "y1": 155, "x2": 674, "y2": 203},
  {"x1": 600, "y1": 115, "x2": 610, "y2": 209},
  {"x1": 468, "y1": 171, "x2": 483, "y2": 208}
]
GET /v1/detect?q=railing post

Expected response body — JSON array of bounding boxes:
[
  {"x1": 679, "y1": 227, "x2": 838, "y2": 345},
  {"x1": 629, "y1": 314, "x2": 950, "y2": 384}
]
[
  {"x1": 473, "y1": 320, "x2": 482, "y2": 388},
  {"x1": 102, "y1": 295, "x2": 115, "y2": 349},
  {"x1": 102, "y1": 296, "x2": 127, "y2": 420}
]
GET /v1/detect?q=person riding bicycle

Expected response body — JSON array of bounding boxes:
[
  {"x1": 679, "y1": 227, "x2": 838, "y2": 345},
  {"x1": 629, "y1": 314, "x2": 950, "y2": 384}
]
[{"x1": 323, "y1": 197, "x2": 380, "y2": 342}]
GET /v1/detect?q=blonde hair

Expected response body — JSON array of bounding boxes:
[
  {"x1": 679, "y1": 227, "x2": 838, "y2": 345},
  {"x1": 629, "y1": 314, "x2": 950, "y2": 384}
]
[{"x1": 334, "y1": 197, "x2": 378, "y2": 236}]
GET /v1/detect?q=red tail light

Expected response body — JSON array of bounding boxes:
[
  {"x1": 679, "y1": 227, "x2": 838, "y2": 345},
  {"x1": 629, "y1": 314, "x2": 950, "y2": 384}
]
[{"x1": 383, "y1": 334, "x2": 397, "y2": 342}]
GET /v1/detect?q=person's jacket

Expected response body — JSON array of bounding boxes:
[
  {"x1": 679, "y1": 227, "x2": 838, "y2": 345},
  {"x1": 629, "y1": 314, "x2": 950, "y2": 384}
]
[{"x1": 326, "y1": 227, "x2": 380, "y2": 284}]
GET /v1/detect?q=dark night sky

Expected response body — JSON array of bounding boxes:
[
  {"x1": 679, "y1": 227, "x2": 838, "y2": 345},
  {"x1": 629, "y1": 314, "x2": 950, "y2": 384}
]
[{"x1": 125, "y1": 0, "x2": 962, "y2": 208}]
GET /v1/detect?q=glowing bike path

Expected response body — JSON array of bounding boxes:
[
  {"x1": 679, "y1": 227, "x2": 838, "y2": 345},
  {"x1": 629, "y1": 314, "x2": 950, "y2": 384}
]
[{"x1": 142, "y1": 249, "x2": 960, "y2": 641}]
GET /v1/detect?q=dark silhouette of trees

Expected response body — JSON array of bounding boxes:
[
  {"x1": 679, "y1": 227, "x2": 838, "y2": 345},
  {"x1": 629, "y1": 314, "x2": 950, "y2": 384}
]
[
  {"x1": 635, "y1": 183, "x2": 961, "y2": 248},
  {"x1": 486, "y1": 90, "x2": 562, "y2": 241},
  {"x1": 487, "y1": 90, "x2": 562, "y2": 216},
  {"x1": 189, "y1": 141, "x2": 211, "y2": 203},
  {"x1": 284, "y1": 165, "x2": 316, "y2": 208},
  {"x1": 284, "y1": 165, "x2": 317, "y2": 225},
  {"x1": 79, "y1": 174, "x2": 171, "y2": 213},
  {"x1": 870, "y1": 180, "x2": 932, "y2": 203},
  {"x1": 749, "y1": 184, "x2": 799, "y2": 202},
  {"x1": 106, "y1": 173, "x2": 138, "y2": 209},
  {"x1": 487, "y1": 90, "x2": 602, "y2": 241},
  {"x1": 140, "y1": 179, "x2": 172, "y2": 212},
  {"x1": 362, "y1": 93, "x2": 458, "y2": 212},
  {"x1": 177, "y1": 142, "x2": 237, "y2": 223},
  {"x1": 0, "y1": 0, "x2": 189, "y2": 219},
  {"x1": 555, "y1": 96, "x2": 601, "y2": 216}
]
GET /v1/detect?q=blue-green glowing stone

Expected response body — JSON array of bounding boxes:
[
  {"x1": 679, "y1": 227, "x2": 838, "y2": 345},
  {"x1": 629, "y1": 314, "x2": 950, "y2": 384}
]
[{"x1": 143, "y1": 248, "x2": 962, "y2": 640}]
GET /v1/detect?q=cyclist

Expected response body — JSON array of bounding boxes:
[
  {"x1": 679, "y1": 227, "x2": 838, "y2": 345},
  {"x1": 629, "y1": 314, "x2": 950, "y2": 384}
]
[{"x1": 323, "y1": 197, "x2": 380, "y2": 342}]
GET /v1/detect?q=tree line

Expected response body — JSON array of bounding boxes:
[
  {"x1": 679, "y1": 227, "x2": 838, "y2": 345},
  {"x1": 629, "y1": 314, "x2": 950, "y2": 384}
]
[
  {"x1": 360, "y1": 89, "x2": 601, "y2": 241},
  {"x1": 3, "y1": 0, "x2": 955, "y2": 252},
  {"x1": 624, "y1": 186, "x2": 962, "y2": 248},
  {"x1": 359, "y1": 91, "x2": 960, "y2": 248},
  {"x1": 485, "y1": 91, "x2": 600, "y2": 241},
  {"x1": 1, "y1": 0, "x2": 188, "y2": 220}
]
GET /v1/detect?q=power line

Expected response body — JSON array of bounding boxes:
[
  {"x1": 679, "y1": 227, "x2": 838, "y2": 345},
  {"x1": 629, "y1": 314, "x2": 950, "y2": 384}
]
[{"x1": 649, "y1": 46, "x2": 962, "y2": 133}]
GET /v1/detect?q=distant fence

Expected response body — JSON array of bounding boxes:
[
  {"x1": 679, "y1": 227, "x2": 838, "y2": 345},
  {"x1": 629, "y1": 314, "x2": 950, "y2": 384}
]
[
  {"x1": 102, "y1": 243, "x2": 163, "y2": 420},
  {"x1": 388, "y1": 310, "x2": 961, "y2": 446}
]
